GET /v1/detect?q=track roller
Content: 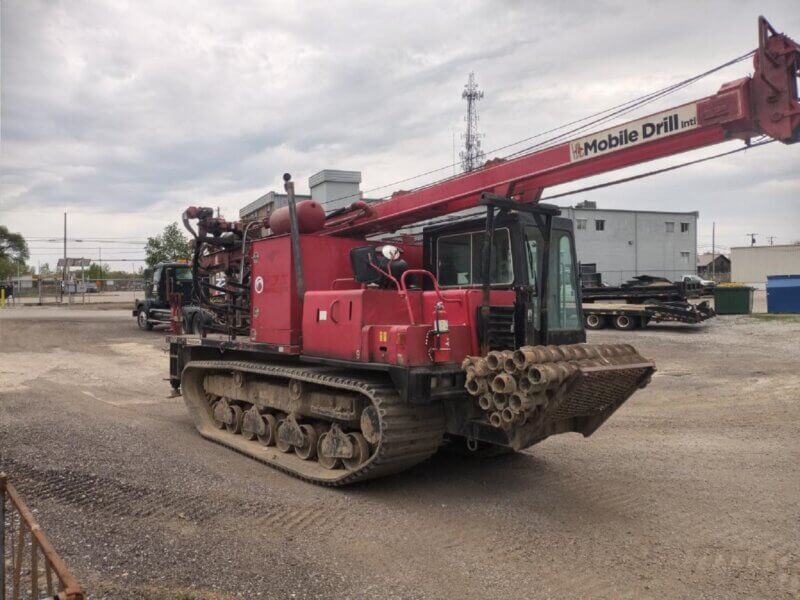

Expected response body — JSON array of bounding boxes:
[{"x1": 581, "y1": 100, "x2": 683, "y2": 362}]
[
  {"x1": 360, "y1": 406, "x2": 381, "y2": 444},
  {"x1": 211, "y1": 398, "x2": 228, "y2": 429},
  {"x1": 316, "y1": 431, "x2": 341, "y2": 470},
  {"x1": 257, "y1": 413, "x2": 278, "y2": 447},
  {"x1": 226, "y1": 404, "x2": 243, "y2": 434},
  {"x1": 275, "y1": 419, "x2": 293, "y2": 453},
  {"x1": 295, "y1": 424, "x2": 318, "y2": 460},
  {"x1": 343, "y1": 433, "x2": 370, "y2": 470},
  {"x1": 241, "y1": 406, "x2": 262, "y2": 441}
]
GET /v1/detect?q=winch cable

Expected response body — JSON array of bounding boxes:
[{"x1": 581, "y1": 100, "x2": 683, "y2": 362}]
[
  {"x1": 502, "y1": 50, "x2": 757, "y2": 159},
  {"x1": 538, "y1": 138, "x2": 774, "y2": 201},
  {"x1": 389, "y1": 138, "x2": 774, "y2": 233},
  {"x1": 318, "y1": 49, "x2": 756, "y2": 209}
]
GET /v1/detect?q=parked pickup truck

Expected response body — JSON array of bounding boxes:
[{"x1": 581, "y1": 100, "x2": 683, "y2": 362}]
[{"x1": 681, "y1": 274, "x2": 716, "y2": 295}]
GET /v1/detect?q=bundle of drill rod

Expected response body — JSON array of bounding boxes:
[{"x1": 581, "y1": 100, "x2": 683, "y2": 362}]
[{"x1": 462, "y1": 343, "x2": 645, "y2": 429}]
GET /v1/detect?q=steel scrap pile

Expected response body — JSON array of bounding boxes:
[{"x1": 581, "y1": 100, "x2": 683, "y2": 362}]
[{"x1": 462, "y1": 343, "x2": 649, "y2": 429}]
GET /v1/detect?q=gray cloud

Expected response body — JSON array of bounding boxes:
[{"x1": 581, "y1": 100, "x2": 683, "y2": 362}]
[{"x1": 2, "y1": 0, "x2": 799, "y2": 271}]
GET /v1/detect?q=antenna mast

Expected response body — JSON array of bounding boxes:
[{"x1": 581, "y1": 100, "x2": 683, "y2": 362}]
[{"x1": 459, "y1": 72, "x2": 485, "y2": 172}]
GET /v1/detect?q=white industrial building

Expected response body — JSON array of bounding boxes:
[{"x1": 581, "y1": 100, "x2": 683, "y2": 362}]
[
  {"x1": 560, "y1": 201, "x2": 698, "y2": 285},
  {"x1": 731, "y1": 244, "x2": 800, "y2": 287}
]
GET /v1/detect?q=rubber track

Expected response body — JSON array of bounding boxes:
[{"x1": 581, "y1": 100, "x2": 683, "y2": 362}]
[{"x1": 181, "y1": 360, "x2": 445, "y2": 486}]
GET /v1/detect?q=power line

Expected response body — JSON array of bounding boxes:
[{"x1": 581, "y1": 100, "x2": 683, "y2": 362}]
[
  {"x1": 392, "y1": 139, "x2": 774, "y2": 233},
  {"x1": 319, "y1": 48, "x2": 756, "y2": 209},
  {"x1": 539, "y1": 140, "x2": 774, "y2": 201}
]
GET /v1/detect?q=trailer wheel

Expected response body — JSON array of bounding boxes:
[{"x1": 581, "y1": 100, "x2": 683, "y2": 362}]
[
  {"x1": 137, "y1": 309, "x2": 153, "y2": 331},
  {"x1": 613, "y1": 314, "x2": 637, "y2": 330},
  {"x1": 185, "y1": 312, "x2": 206, "y2": 336},
  {"x1": 584, "y1": 314, "x2": 606, "y2": 330}
]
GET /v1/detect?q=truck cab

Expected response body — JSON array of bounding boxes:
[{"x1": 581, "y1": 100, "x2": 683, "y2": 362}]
[
  {"x1": 133, "y1": 262, "x2": 196, "y2": 331},
  {"x1": 422, "y1": 202, "x2": 584, "y2": 350}
]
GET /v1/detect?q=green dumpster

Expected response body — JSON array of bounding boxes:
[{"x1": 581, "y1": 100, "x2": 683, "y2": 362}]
[{"x1": 713, "y1": 285, "x2": 754, "y2": 315}]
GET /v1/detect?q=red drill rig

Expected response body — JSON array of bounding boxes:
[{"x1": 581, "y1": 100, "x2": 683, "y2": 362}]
[{"x1": 170, "y1": 17, "x2": 799, "y2": 485}]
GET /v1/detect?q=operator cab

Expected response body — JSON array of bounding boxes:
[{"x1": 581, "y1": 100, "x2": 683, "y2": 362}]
[
  {"x1": 422, "y1": 198, "x2": 584, "y2": 348},
  {"x1": 144, "y1": 262, "x2": 193, "y2": 305}
]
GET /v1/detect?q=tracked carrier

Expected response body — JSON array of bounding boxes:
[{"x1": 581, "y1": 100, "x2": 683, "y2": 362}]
[{"x1": 168, "y1": 18, "x2": 799, "y2": 485}]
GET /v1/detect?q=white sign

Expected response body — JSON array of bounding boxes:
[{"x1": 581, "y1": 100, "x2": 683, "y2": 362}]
[{"x1": 569, "y1": 104, "x2": 698, "y2": 162}]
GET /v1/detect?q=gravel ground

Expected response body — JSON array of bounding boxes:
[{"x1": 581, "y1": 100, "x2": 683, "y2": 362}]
[{"x1": 1, "y1": 305, "x2": 798, "y2": 599}]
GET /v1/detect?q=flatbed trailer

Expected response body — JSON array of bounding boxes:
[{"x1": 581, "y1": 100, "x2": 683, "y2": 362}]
[
  {"x1": 583, "y1": 301, "x2": 715, "y2": 330},
  {"x1": 582, "y1": 279, "x2": 703, "y2": 305}
]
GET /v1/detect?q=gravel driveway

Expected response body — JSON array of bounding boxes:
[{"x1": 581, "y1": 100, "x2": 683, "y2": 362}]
[{"x1": 1, "y1": 306, "x2": 798, "y2": 599}]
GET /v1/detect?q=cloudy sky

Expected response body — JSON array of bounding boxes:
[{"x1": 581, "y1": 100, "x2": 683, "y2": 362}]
[{"x1": 2, "y1": 0, "x2": 798, "y2": 272}]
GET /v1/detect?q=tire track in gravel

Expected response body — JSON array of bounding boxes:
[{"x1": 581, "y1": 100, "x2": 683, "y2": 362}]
[
  {"x1": 5, "y1": 457, "x2": 630, "y2": 598},
  {"x1": 7, "y1": 448, "x2": 798, "y2": 598},
  {"x1": 2, "y1": 459, "x2": 340, "y2": 535}
]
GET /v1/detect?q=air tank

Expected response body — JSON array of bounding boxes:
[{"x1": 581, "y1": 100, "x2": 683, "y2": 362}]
[{"x1": 268, "y1": 200, "x2": 326, "y2": 235}]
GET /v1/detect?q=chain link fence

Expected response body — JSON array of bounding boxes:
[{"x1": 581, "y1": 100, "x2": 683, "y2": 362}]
[{"x1": 0, "y1": 279, "x2": 146, "y2": 306}]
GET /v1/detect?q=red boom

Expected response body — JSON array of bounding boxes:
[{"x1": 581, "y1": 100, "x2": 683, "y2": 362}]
[{"x1": 322, "y1": 17, "x2": 799, "y2": 238}]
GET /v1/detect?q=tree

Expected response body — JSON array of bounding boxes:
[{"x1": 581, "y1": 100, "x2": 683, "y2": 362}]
[
  {"x1": 0, "y1": 225, "x2": 30, "y2": 279},
  {"x1": 145, "y1": 222, "x2": 190, "y2": 268},
  {"x1": 87, "y1": 262, "x2": 110, "y2": 279},
  {"x1": 39, "y1": 263, "x2": 52, "y2": 275}
]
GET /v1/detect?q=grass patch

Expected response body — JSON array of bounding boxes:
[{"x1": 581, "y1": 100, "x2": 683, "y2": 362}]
[{"x1": 749, "y1": 313, "x2": 800, "y2": 323}]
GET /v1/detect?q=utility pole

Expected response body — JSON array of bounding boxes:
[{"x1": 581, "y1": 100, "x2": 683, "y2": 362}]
[
  {"x1": 767, "y1": 235, "x2": 777, "y2": 246},
  {"x1": 459, "y1": 72, "x2": 485, "y2": 172},
  {"x1": 711, "y1": 221, "x2": 716, "y2": 280},
  {"x1": 63, "y1": 212, "x2": 67, "y2": 282},
  {"x1": 62, "y1": 212, "x2": 67, "y2": 302},
  {"x1": 746, "y1": 233, "x2": 758, "y2": 247}
]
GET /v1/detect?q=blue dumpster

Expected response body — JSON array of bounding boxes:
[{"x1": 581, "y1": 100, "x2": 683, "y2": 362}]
[{"x1": 766, "y1": 275, "x2": 800, "y2": 313}]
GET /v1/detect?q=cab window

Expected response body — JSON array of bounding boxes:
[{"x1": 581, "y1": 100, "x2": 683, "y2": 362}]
[
  {"x1": 547, "y1": 233, "x2": 581, "y2": 330},
  {"x1": 436, "y1": 228, "x2": 513, "y2": 287},
  {"x1": 151, "y1": 267, "x2": 162, "y2": 296},
  {"x1": 523, "y1": 226, "x2": 539, "y2": 290},
  {"x1": 175, "y1": 268, "x2": 193, "y2": 282}
]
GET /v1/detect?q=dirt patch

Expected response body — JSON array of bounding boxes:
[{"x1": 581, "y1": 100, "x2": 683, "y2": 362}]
[{"x1": 1, "y1": 311, "x2": 798, "y2": 599}]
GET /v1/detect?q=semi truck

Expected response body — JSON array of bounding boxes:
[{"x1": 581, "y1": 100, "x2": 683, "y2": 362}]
[{"x1": 133, "y1": 262, "x2": 209, "y2": 333}]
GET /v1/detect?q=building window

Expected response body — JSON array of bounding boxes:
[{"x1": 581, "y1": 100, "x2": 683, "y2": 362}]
[
  {"x1": 681, "y1": 222, "x2": 690, "y2": 233},
  {"x1": 576, "y1": 219, "x2": 587, "y2": 230},
  {"x1": 665, "y1": 221, "x2": 675, "y2": 233},
  {"x1": 680, "y1": 251, "x2": 690, "y2": 263},
  {"x1": 595, "y1": 219, "x2": 605, "y2": 231}
]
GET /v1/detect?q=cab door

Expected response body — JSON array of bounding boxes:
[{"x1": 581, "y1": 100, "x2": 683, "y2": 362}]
[
  {"x1": 545, "y1": 220, "x2": 585, "y2": 345},
  {"x1": 151, "y1": 267, "x2": 163, "y2": 305}
]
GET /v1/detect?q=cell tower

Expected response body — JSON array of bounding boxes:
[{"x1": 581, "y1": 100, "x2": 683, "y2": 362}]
[{"x1": 459, "y1": 72, "x2": 485, "y2": 172}]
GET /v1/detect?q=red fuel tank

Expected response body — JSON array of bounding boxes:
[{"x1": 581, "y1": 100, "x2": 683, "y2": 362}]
[{"x1": 268, "y1": 200, "x2": 326, "y2": 235}]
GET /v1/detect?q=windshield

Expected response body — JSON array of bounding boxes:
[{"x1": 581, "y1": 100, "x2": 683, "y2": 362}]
[{"x1": 175, "y1": 267, "x2": 193, "y2": 282}]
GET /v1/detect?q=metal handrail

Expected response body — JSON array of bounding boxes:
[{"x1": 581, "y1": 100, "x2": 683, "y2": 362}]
[{"x1": 1, "y1": 473, "x2": 85, "y2": 600}]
